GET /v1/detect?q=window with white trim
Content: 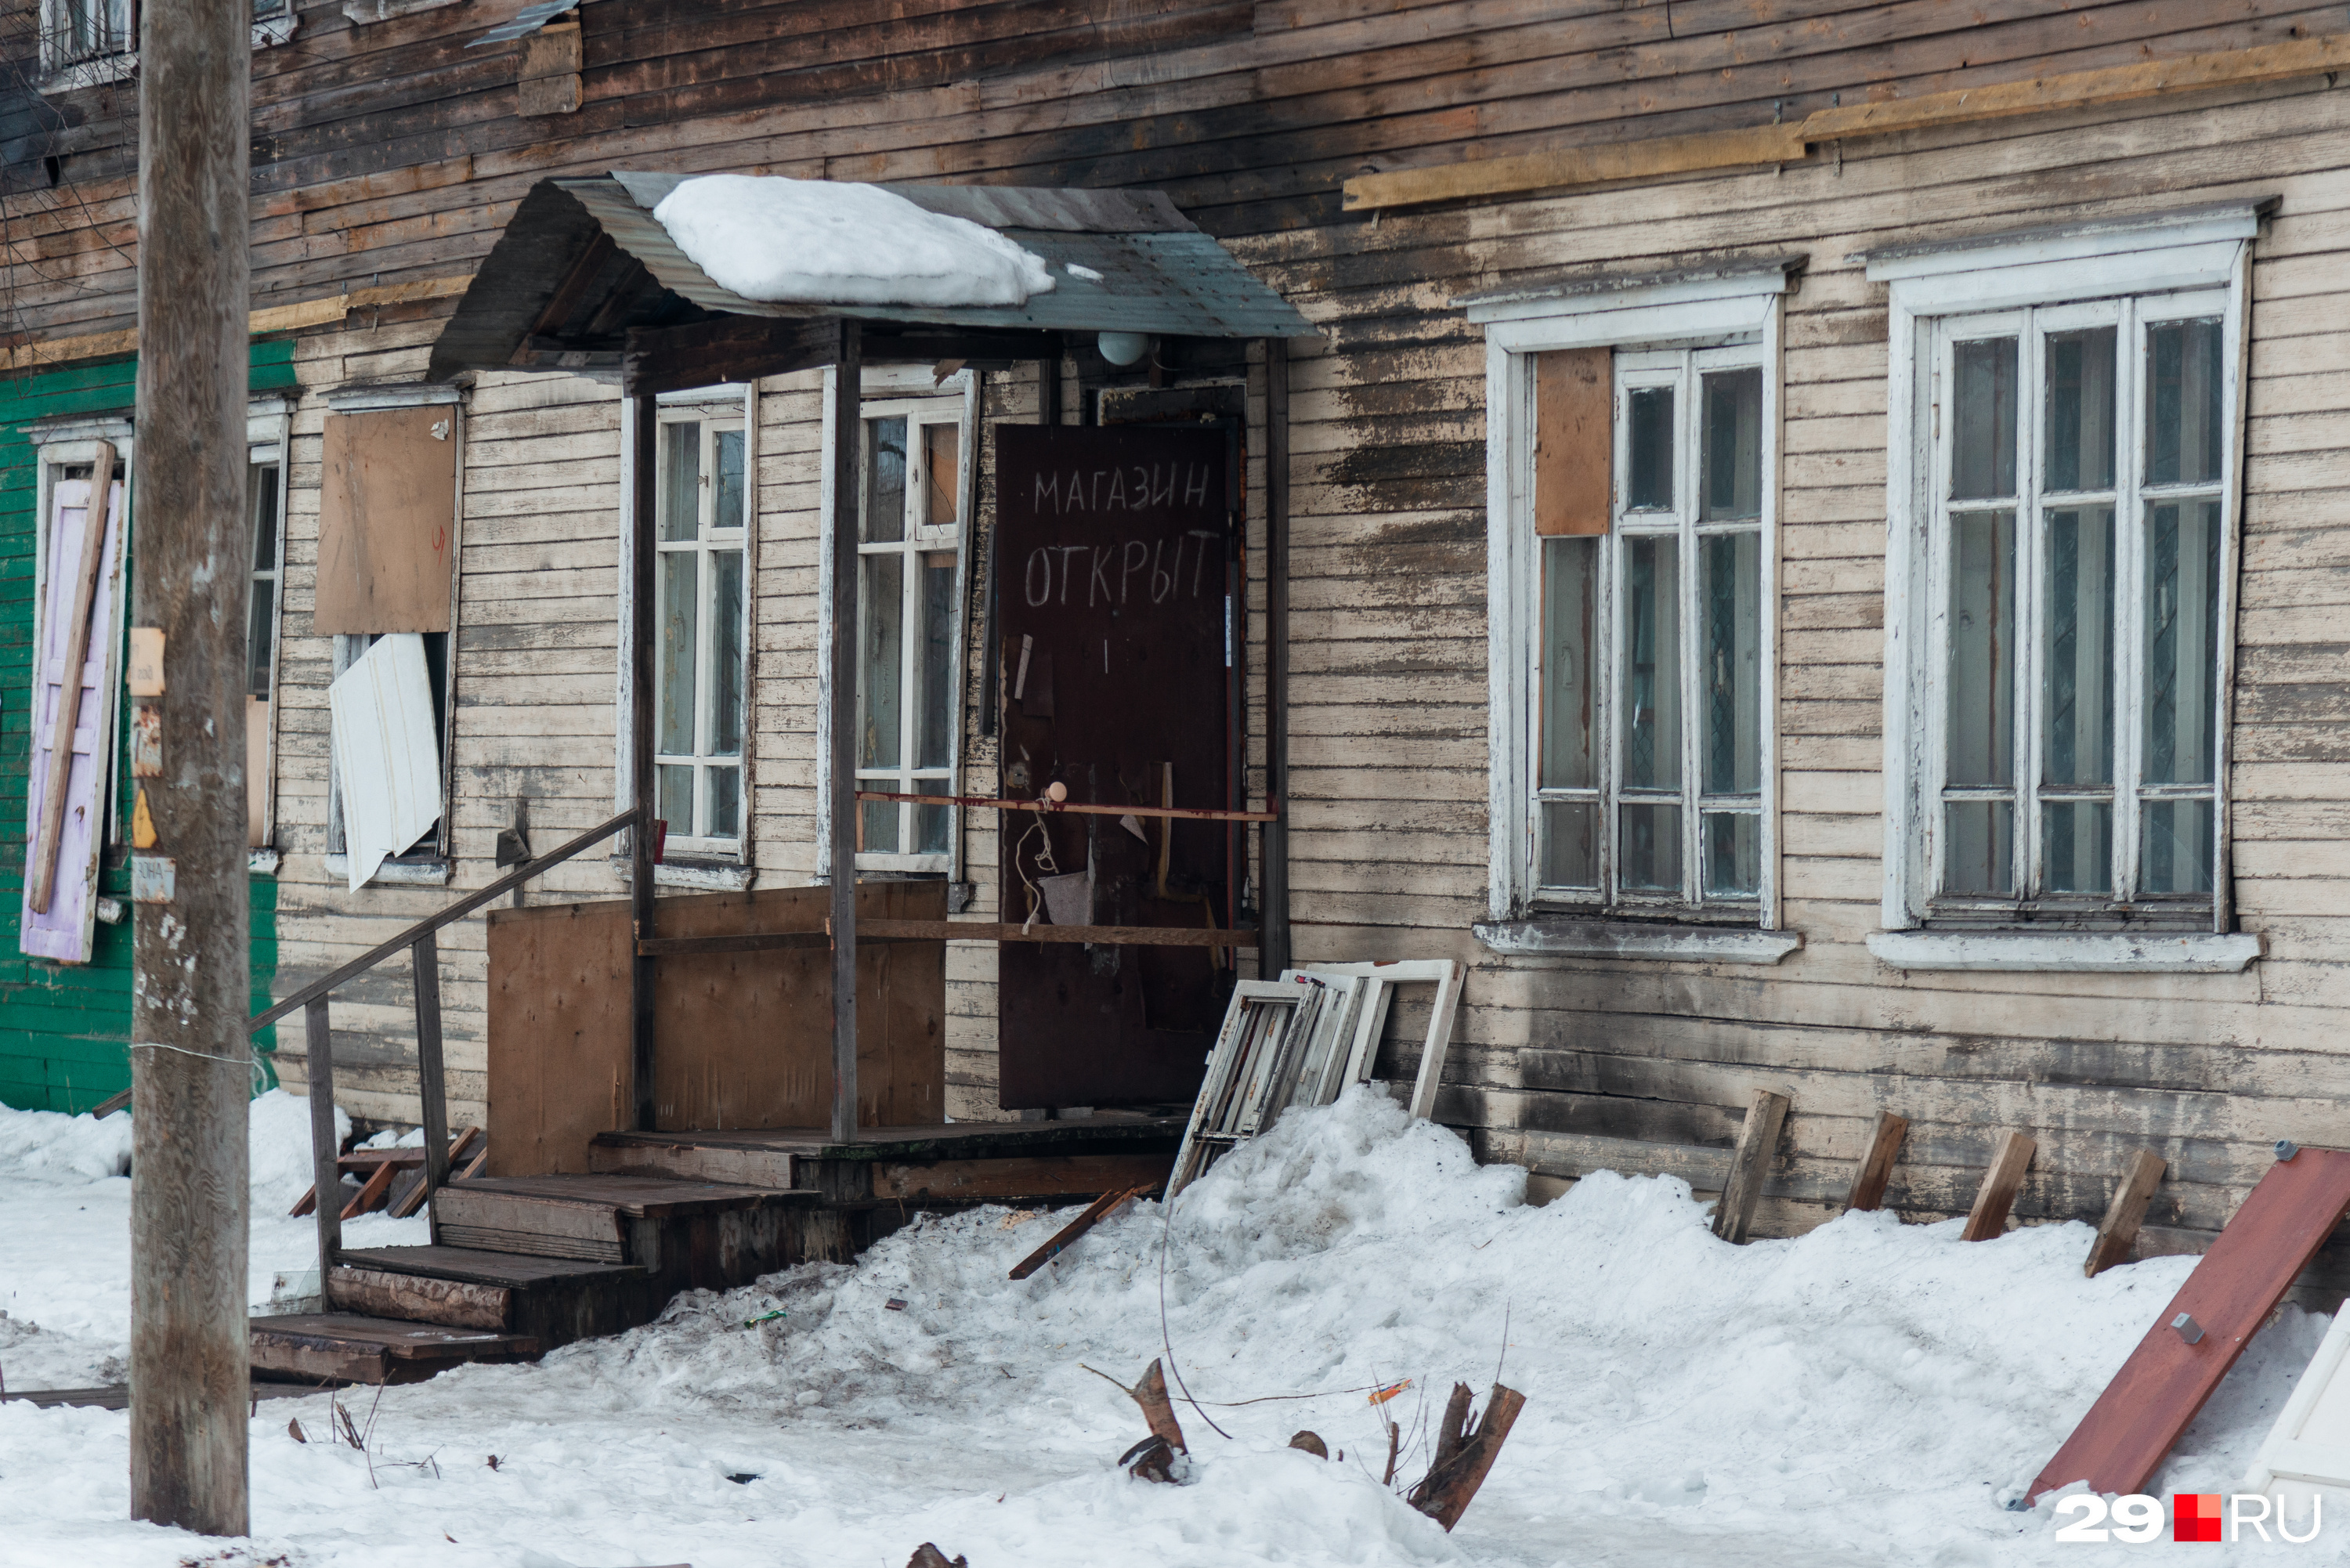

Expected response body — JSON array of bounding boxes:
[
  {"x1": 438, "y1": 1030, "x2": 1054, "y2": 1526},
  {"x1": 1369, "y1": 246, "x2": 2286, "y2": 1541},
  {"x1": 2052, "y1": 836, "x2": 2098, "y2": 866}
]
[
  {"x1": 1874, "y1": 206, "x2": 2253, "y2": 939},
  {"x1": 1473, "y1": 262, "x2": 1790, "y2": 931},
  {"x1": 40, "y1": 0, "x2": 295, "y2": 82},
  {"x1": 653, "y1": 408, "x2": 749, "y2": 854},
  {"x1": 855, "y1": 395, "x2": 967, "y2": 872},
  {"x1": 1537, "y1": 349, "x2": 1770, "y2": 910}
]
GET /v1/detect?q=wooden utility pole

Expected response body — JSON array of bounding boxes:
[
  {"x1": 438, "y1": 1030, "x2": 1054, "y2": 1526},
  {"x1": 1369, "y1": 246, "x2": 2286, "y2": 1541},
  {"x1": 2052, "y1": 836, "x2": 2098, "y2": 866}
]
[
  {"x1": 128, "y1": 0, "x2": 252, "y2": 1534},
  {"x1": 828, "y1": 324, "x2": 863, "y2": 1143}
]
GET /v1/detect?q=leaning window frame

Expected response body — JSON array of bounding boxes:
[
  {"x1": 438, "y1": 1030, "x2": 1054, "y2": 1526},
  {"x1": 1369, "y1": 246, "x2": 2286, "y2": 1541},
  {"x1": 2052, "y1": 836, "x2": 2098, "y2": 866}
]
[
  {"x1": 1872, "y1": 206, "x2": 2258, "y2": 939},
  {"x1": 815, "y1": 365, "x2": 978, "y2": 883},
  {"x1": 1471, "y1": 261, "x2": 1794, "y2": 930},
  {"x1": 245, "y1": 397, "x2": 292, "y2": 853}
]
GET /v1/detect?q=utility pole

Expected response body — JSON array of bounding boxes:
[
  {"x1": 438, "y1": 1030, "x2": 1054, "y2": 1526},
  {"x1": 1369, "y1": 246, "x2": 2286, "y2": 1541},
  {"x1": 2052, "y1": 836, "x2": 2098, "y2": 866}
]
[{"x1": 128, "y1": 0, "x2": 253, "y2": 1534}]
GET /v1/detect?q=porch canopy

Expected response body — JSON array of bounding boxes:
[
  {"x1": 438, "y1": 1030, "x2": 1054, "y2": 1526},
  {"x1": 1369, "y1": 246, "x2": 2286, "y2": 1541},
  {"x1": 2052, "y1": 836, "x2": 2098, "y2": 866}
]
[
  {"x1": 425, "y1": 172, "x2": 1313, "y2": 1145},
  {"x1": 425, "y1": 171, "x2": 1314, "y2": 392}
]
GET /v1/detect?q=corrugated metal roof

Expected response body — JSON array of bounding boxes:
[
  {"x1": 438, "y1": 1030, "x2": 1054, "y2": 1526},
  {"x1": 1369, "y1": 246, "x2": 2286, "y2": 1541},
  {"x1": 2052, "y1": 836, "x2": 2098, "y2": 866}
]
[{"x1": 467, "y1": 0, "x2": 579, "y2": 47}]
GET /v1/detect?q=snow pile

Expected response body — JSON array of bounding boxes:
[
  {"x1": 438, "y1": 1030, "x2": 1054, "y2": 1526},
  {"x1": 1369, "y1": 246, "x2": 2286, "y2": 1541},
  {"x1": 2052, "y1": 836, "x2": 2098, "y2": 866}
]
[
  {"x1": 0, "y1": 1087, "x2": 2335, "y2": 1566},
  {"x1": 0, "y1": 1103, "x2": 131, "y2": 1182},
  {"x1": 652, "y1": 175, "x2": 1058, "y2": 308},
  {"x1": 247, "y1": 1086, "x2": 349, "y2": 1215}
]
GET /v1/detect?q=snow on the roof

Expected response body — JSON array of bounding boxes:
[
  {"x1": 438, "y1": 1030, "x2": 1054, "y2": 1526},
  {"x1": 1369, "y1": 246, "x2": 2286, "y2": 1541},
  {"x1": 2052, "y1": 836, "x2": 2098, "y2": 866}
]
[{"x1": 652, "y1": 175, "x2": 1058, "y2": 309}]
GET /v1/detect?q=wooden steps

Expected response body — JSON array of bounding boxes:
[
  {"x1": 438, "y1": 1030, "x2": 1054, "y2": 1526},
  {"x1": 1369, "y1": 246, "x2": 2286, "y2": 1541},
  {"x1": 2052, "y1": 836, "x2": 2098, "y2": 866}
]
[{"x1": 249, "y1": 1313, "x2": 538, "y2": 1385}]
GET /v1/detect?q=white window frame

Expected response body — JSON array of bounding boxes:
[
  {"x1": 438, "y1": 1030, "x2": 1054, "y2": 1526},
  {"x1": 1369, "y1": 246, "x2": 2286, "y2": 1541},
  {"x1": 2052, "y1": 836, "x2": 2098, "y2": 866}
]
[
  {"x1": 38, "y1": 0, "x2": 298, "y2": 89},
  {"x1": 815, "y1": 365, "x2": 978, "y2": 880},
  {"x1": 1872, "y1": 205, "x2": 2258, "y2": 955},
  {"x1": 1473, "y1": 262, "x2": 1791, "y2": 933},
  {"x1": 245, "y1": 399, "x2": 291, "y2": 853},
  {"x1": 30, "y1": 423, "x2": 135, "y2": 855},
  {"x1": 651, "y1": 394, "x2": 754, "y2": 861}
]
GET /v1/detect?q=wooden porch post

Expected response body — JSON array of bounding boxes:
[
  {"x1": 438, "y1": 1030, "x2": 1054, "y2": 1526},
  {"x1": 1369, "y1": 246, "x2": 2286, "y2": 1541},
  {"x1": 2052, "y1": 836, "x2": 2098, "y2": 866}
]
[
  {"x1": 630, "y1": 393, "x2": 659, "y2": 1130},
  {"x1": 1261, "y1": 337, "x2": 1292, "y2": 978},
  {"x1": 829, "y1": 323, "x2": 864, "y2": 1142}
]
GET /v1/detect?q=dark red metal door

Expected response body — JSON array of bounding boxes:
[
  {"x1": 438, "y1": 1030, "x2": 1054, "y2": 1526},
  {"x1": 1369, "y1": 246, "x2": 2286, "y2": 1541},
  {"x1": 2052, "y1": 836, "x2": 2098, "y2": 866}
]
[{"x1": 993, "y1": 425, "x2": 1235, "y2": 1108}]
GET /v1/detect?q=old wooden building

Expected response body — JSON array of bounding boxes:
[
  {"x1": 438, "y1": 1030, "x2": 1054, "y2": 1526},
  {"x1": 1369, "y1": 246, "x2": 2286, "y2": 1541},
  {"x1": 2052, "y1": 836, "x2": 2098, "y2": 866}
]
[{"x1": 5, "y1": 0, "x2": 2350, "y2": 1275}]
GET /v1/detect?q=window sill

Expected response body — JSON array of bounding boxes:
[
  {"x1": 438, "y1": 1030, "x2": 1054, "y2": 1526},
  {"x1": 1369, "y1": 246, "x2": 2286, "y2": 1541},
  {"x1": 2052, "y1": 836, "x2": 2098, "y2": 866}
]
[
  {"x1": 323, "y1": 855, "x2": 451, "y2": 888},
  {"x1": 1867, "y1": 930, "x2": 2261, "y2": 973},
  {"x1": 1473, "y1": 918, "x2": 1802, "y2": 965},
  {"x1": 613, "y1": 856, "x2": 754, "y2": 892}
]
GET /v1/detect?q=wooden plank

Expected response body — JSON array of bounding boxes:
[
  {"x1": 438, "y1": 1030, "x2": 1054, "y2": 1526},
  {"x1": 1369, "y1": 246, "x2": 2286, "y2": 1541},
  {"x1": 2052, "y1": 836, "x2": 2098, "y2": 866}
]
[
  {"x1": 586, "y1": 1136, "x2": 797, "y2": 1188},
  {"x1": 326, "y1": 1266, "x2": 512, "y2": 1331},
  {"x1": 333, "y1": 1245, "x2": 649, "y2": 1288},
  {"x1": 1712, "y1": 1089, "x2": 1790, "y2": 1244},
  {"x1": 1842, "y1": 1111, "x2": 1909, "y2": 1214},
  {"x1": 28, "y1": 443, "x2": 115, "y2": 916},
  {"x1": 871, "y1": 1151, "x2": 1173, "y2": 1201},
  {"x1": 0, "y1": 278, "x2": 473, "y2": 370},
  {"x1": 428, "y1": 1186, "x2": 624, "y2": 1257},
  {"x1": 1008, "y1": 1183, "x2": 1150, "y2": 1280},
  {"x1": 853, "y1": 920, "x2": 1260, "y2": 948},
  {"x1": 316, "y1": 406, "x2": 459, "y2": 634},
  {"x1": 2084, "y1": 1151, "x2": 2169, "y2": 1278},
  {"x1": 2030, "y1": 1149, "x2": 2350, "y2": 1504},
  {"x1": 338, "y1": 1159, "x2": 399, "y2": 1220},
  {"x1": 622, "y1": 316, "x2": 845, "y2": 398},
  {"x1": 1961, "y1": 1131, "x2": 2038, "y2": 1242},
  {"x1": 516, "y1": 19, "x2": 583, "y2": 117},
  {"x1": 1533, "y1": 349, "x2": 1609, "y2": 537},
  {"x1": 1343, "y1": 123, "x2": 1806, "y2": 211},
  {"x1": 450, "y1": 1173, "x2": 790, "y2": 1218}
]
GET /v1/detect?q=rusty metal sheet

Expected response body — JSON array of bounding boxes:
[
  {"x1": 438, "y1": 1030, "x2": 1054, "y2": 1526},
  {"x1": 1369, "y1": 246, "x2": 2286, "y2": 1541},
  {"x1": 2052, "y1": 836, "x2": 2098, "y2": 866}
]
[{"x1": 994, "y1": 425, "x2": 1235, "y2": 1109}]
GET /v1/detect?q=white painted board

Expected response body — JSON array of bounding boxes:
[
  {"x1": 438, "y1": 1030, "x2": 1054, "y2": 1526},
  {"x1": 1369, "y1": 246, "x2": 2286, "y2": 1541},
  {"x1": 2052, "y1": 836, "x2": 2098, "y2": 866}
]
[
  {"x1": 2244, "y1": 1300, "x2": 2350, "y2": 1494},
  {"x1": 329, "y1": 632, "x2": 442, "y2": 891}
]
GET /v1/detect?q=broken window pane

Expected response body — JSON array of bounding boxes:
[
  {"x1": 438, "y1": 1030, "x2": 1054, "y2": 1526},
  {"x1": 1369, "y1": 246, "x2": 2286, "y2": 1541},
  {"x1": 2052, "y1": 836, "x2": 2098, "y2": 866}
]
[
  {"x1": 859, "y1": 552, "x2": 904, "y2": 769},
  {"x1": 714, "y1": 427, "x2": 745, "y2": 530},
  {"x1": 2044, "y1": 327, "x2": 2116, "y2": 493},
  {"x1": 2146, "y1": 319, "x2": 2225, "y2": 486},
  {"x1": 2040, "y1": 507, "x2": 2114, "y2": 787},
  {"x1": 917, "y1": 552, "x2": 956, "y2": 771},
  {"x1": 1950, "y1": 338, "x2": 2018, "y2": 500},
  {"x1": 1626, "y1": 387, "x2": 1674, "y2": 511},
  {"x1": 1945, "y1": 510, "x2": 2015, "y2": 788},
  {"x1": 2041, "y1": 801, "x2": 2112, "y2": 895},
  {"x1": 1943, "y1": 800, "x2": 2014, "y2": 896},
  {"x1": 1620, "y1": 534, "x2": 1679, "y2": 791},
  {"x1": 1538, "y1": 537, "x2": 1597, "y2": 790},
  {"x1": 656, "y1": 554, "x2": 697, "y2": 756},
  {"x1": 1701, "y1": 531, "x2": 1761, "y2": 796},
  {"x1": 2142, "y1": 499, "x2": 2222, "y2": 786},
  {"x1": 1699, "y1": 368, "x2": 1762, "y2": 522},
  {"x1": 864, "y1": 416, "x2": 907, "y2": 542},
  {"x1": 923, "y1": 421, "x2": 961, "y2": 529},
  {"x1": 1538, "y1": 800, "x2": 1596, "y2": 889},
  {"x1": 1618, "y1": 802, "x2": 1682, "y2": 893},
  {"x1": 1701, "y1": 811, "x2": 1759, "y2": 898},
  {"x1": 2140, "y1": 798, "x2": 2214, "y2": 894}
]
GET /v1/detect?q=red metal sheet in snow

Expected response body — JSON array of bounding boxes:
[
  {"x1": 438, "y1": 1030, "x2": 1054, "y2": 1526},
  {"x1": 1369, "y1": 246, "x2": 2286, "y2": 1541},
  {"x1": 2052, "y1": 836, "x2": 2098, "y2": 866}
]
[{"x1": 2029, "y1": 1147, "x2": 2350, "y2": 1504}]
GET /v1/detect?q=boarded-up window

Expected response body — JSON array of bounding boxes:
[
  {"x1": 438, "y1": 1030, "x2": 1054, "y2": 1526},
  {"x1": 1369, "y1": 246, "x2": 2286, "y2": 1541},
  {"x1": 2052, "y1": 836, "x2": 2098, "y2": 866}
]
[
  {"x1": 1535, "y1": 348, "x2": 1611, "y2": 537},
  {"x1": 21, "y1": 465, "x2": 125, "y2": 963},
  {"x1": 316, "y1": 405, "x2": 457, "y2": 634}
]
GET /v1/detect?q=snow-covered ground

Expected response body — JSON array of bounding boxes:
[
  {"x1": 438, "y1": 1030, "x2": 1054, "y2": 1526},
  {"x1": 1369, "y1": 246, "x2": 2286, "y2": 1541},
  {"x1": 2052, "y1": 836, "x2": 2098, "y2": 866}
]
[{"x1": 0, "y1": 1087, "x2": 2334, "y2": 1566}]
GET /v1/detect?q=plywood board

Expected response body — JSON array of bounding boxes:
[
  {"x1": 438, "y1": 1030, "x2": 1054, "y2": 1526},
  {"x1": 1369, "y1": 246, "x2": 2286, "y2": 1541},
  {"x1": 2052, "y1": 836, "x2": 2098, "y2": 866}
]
[
  {"x1": 2244, "y1": 1299, "x2": 2350, "y2": 1494},
  {"x1": 2030, "y1": 1149, "x2": 2350, "y2": 1504},
  {"x1": 316, "y1": 405, "x2": 457, "y2": 635},
  {"x1": 484, "y1": 881, "x2": 947, "y2": 1175},
  {"x1": 1534, "y1": 349, "x2": 1610, "y2": 537}
]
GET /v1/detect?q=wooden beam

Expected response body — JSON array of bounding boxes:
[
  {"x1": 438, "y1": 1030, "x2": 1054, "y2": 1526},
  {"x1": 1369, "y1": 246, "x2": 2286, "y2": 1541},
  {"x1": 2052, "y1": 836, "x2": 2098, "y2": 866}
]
[
  {"x1": 1712, "y1": 1089, "x2": 1789, "y2": 1244},
  {"x1": 1343, "y1": 35, "x2": 2350, "y2": 211},
  {"x1": 1842, "y1": 1111, "x2": 1909, "y2": 1214},
  {"x1": 1961, "y1": 1130, "x2": 2037, "y2": 1241},
  {"x1": 856, "y1": 787, "x2": 1278, "y2": 823},
  {"x1": 2084, "y1": 1150, "x2": 2168, "y2": 1278},
  {"x1": 861, "y1": 329, "x2": 1062, "y2": 365},
  {"x1": 827, "y1": 323, "x2": 863, "y2": 1145},
  {"x1": 0, "y1": 274, "x2": 474, "y2": 372},
  {"x1": 1008, "y1": 1183, "x2": 1152, "y2": 1280},
  {"x1": 628, "y1": 395, "x2": 658, "y2": 1133},
  {"x1": 623, "y1": 315, "x2": 845, "y2": 397},
  {"x1": 859, "y1": 919, "x2": 1256, "y2": 948},
  {"x1": 1263, "y1": 335, "x2": 1291, "y2": 981}
]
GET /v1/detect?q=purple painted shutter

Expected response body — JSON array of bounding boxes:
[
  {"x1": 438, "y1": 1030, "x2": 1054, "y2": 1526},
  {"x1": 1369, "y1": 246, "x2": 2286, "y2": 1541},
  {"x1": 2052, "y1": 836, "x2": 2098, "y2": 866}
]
[{"x1": 21, "y1": 476, "x2": 125, "y2": 963}]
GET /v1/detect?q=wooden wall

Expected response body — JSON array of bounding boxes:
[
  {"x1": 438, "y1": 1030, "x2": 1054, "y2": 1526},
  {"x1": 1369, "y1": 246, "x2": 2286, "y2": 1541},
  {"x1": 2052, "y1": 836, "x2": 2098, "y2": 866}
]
[{"x1": 46, "y1": 0, "x2": 2350, "y2": 1263}]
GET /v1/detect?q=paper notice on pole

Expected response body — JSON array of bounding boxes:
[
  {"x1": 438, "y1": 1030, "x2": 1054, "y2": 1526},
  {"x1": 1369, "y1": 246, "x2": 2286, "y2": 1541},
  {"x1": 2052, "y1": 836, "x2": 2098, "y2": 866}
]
[{"x1": 329, "y1": 633, "x2": 442, "y2": 891}]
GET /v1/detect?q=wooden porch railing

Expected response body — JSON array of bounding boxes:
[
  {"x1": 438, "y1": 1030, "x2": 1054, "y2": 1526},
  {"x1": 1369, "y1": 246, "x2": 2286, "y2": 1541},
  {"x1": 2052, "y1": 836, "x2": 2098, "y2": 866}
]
[{"x1": 249, "y1": 807, "x2": 642, "y2": 1288}]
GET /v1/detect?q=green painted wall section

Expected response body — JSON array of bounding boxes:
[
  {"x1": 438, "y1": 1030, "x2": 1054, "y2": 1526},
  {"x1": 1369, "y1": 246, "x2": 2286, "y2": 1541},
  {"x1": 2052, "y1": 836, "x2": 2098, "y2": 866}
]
[{"x1": 0, "y1": 341, "x2": 296, "y2": 1112}]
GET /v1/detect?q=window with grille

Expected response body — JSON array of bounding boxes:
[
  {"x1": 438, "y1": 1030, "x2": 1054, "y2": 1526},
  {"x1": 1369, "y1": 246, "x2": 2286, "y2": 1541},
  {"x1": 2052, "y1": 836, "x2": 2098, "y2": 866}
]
[{"x1": 653, "y1": 411, "x2": 749, "y2": 854}]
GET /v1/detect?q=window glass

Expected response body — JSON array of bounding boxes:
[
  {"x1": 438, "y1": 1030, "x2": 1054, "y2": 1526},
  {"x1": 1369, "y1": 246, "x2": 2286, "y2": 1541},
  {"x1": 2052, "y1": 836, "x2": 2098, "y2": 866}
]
[
  {"x1": 247, "y1": 463, "x2": 280, "y2": 699},
  {"x1": 652, "y1": 415, "x2": 749, "y2": 847},
  {"x1": 865, "y1": 417, "x2": 906, "y2": 543},
  {"x1": 714, "y1": 428, "x2": 745, "y2": 531},
  {"x1": 2142, "y1": 499, "x2": 2222, "y2": 786},
  {"x1": 1701, "y1": 812, "x2": 1760, "y2": 899},
  {"x1": 1620, "y1": 534, "x2": 1679, "y2": 792},
  {"x1": 1618, "y1": 803, "x2": 1682, "y2": 893},
  {"x1": 660, "y1": 421, "x2": 700, "y2": 542},
  {"x1": 1945, "y1": 510, "x2": 2016, "y2": 789},
  {"x1": 2044, "y1": 328, "x2": 2116, "y2": 493},
  {"x1": 1625, "y1": 388, "x2": 1674, "y2": 510},
  {"x1": 922, "y1": 421, "x2": 960, "y2": 529},
  {"x1": 1699, "y1": 369, "x2": 1763, "y2": 522},
  {"x1": 859, "y1": 552, "x2": 904, "y2": 770},
  {"x1": 1538, "y1": 537, "x2": 1597, "y2": 792},
  {"x1": 1950, "y1": 338, "x2": 2018, "y2": 500},
  {"x1": 2146, "y1": 320, "x2": 2225, "y2": 487},
  {"x1": 656, "y1": 555, "x2": 698, "y2": 756},
  {"x1": 709, "y1": 549, "x2": 744, "y2": 758},
  {"x1": 1701, "y1": 531, "x2": 1761, "y2": 796},
  {"x1": 916, "y1": 552, "x2": 956, "y2": 770}
]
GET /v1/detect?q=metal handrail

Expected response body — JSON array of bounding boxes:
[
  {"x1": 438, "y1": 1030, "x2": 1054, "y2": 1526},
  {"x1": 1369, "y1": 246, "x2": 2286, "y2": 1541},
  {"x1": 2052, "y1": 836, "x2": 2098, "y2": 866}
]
[{"x1": 276, "y1": 807, "x2": 642, "y2": 1290}]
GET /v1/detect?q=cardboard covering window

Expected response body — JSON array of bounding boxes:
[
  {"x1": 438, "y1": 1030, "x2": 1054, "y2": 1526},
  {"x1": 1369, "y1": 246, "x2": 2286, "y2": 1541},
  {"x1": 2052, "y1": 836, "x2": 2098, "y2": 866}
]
[
  {"x1": 1534, "y1": 348, "x2": 1611, "y2": 537},
  {"x1": 20, "y1": 473, "x2": 125, "y2": 963},
  {"x1": 316, "y1": 406, "x2": 457, "y2": 634},
  {"x1": 330, "y1": 633, "x2": 444, "y2": 891}
]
